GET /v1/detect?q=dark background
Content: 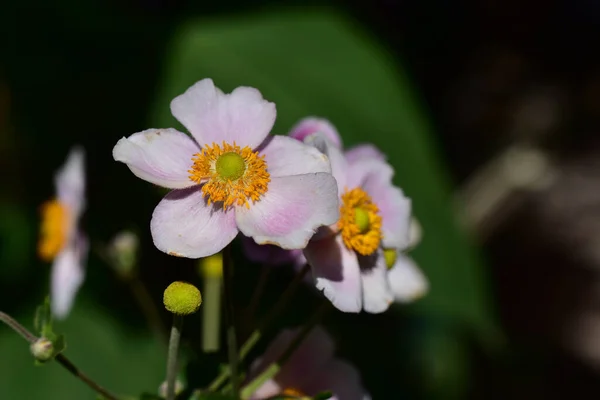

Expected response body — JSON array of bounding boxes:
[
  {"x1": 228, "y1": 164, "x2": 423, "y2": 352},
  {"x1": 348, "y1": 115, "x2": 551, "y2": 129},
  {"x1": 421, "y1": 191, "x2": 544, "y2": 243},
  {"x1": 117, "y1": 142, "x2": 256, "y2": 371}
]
[{"x1": 2, "y1": 0, "x2": 600, "y2": 399}]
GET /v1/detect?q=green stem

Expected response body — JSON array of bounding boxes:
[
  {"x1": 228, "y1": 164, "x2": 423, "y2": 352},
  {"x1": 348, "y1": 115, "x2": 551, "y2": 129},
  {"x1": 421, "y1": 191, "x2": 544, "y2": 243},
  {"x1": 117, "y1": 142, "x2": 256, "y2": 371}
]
[
  {"x1": 0, "y1": 311, "x2": 119, "y2": 400},
  {"x1": 206, "y1": 264, "x2": 310, "y2": 392},
  {"x1": 202, "y1": 275, "x2": 222, "y2": 353},
  {"x1": 239, "y1": 301, "x2": 331, "y2": 399},
  {"x1": 166, "y1": 315, "x2": 183, "y2": 400},
  {"x1": 222, "y1": 245, "x2": 240, "y2": 398}
]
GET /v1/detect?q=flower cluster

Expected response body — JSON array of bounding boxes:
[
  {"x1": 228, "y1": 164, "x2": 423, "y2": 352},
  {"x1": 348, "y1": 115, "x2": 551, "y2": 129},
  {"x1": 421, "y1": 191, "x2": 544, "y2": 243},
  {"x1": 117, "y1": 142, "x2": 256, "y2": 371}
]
[{"x1": 27, "y1": 78, "x2": 429, "y2": 400}]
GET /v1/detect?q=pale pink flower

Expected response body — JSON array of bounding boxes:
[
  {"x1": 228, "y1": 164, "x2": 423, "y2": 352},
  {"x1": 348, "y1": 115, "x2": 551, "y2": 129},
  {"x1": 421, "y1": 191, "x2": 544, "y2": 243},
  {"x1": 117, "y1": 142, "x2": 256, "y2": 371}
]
[
  {"x1": 248, "y1": 326, "x2": 370, "y2": 400},
  {"x1": 290, "y1": 118, "x2": 414, "y2": 313},
  {"x1": 38, "y1": 147, "x2": 88, "y2": 319},
  {"x1": 113, "y1": 79, "x2": 339, "y2": 258}
]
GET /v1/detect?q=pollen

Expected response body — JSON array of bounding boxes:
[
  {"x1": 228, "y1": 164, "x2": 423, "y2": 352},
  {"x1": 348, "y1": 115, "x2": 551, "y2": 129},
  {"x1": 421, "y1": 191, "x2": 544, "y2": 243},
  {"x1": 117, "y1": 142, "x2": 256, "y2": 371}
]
[
  {"x1": 339, "y1": 187, "x2": 382, "y2": 256},
  {"x1": 38, "y1": 199, "x2": 69, "y2": 261},
  {"x1": 188, "y1": 141, "x2": 270, "y2": 210},
  {"x1": 281, "y1": 388, "x2": 306, "y2": 398}
]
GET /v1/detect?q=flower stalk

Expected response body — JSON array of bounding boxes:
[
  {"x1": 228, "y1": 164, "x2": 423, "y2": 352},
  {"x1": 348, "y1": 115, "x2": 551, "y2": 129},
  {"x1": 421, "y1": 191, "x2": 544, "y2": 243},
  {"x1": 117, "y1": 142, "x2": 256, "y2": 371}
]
[{"x1": 165, "y1": 315, "x2": 183, "y2": 400}]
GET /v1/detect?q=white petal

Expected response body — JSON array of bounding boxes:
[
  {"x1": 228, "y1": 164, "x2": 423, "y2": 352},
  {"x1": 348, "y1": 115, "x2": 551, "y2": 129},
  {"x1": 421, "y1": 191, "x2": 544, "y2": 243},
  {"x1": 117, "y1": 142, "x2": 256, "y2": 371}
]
[
  {"x1": 303, "y1": 132, "x2": 348, "y2": 194},
  {"x1": 259, "y1": 135, "x2": 331, "y2": 177},
  {"x1": 360, "y1": 252, "x2": 393, "y2": 313},
  {"x1": 170, "y1": 79, "x2": 276, "y2": 149},
  {"x1": 304, "y1": 359, "x2": 368, "y2": 400},
  {"x1": 51, "y1": 235, "x2": 88, "y2": 319},
  {"x1": 388, "y1": 253, "x2": 429, "y2": 302},
  {"x1": 235, "y1": 174, "x2": 339, "y2": 250},
  {"x1": 150, "y1": 187, "x2": 238, "y2": 258},
  {"x1": 112, "y1": 128, "x2": 199, "y2": 189},
  {"x1": 55, "y1": 146, "x2": 85, "y2": 218},
  {"x1": 305, "y1": 236, "x2": 362, "y2": 313}
]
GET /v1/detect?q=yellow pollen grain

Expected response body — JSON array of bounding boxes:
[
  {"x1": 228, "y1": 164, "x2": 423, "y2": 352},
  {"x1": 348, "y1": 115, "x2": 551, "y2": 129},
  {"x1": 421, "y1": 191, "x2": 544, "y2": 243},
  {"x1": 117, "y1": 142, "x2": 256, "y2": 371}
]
[
  {"x1": 38, "y1": 199, "x2": 69, "y2": 261},
  {"x1": 338, "y1": 187, "x2": 382, "y2": 256},
  {"x1": 188, "y1": 141, "x2": 270, "y2": 210}
]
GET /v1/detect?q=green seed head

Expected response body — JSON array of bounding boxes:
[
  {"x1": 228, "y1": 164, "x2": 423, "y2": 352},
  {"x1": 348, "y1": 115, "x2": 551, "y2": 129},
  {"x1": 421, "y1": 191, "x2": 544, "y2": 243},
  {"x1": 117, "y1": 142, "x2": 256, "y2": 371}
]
[
  {"x1": 354, "y1": 207, "x2": 370, "y2": 234},
  {"x1": 163, "y1": 281, "x2": 202, "y2": 316},
  {"x1": 215, "y1": 152, "x2": 246, "y2": 181}
]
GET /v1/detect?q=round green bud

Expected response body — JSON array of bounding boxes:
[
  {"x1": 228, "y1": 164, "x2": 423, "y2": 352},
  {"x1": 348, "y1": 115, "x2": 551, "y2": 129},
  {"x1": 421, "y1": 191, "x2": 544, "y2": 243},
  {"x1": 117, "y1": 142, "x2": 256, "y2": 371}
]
[
  {"x1": 384, "y1": 249, "x2": 397, "y2": 270},
  {"x1": 30, "y1": 338, "x2": 54, "y2": 362},
  {"x1": 163, "y1": 281, "x2": 202, "y2": 315},
  {"x1": 354, "y1": 207, "x2": 370, "y2": 233},
  {"x1": 216, "y1": 152, "x2": 246, "y2": 181}
]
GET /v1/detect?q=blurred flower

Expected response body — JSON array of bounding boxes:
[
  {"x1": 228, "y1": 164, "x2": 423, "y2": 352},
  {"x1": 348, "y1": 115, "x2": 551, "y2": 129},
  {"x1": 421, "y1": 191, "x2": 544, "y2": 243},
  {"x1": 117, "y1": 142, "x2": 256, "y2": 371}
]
[
  {"x1": 291, "y1": 118, "x2": 413, "y2": 313},
  {"x1": 106, "y1": 230, "x2": 139, "y2": 278},
  {"x1": 247, "y1": 326, "x2": 370, "y2": 400},
  {"x1": 38, "y1": 147, "x2": 87, "y2": 319},
  {"x1": 241, "y1": 235, "x2": 306, "y2": 269},
  {"x1": 113, "y1": 79, "x2": 339, "y2": 259}
]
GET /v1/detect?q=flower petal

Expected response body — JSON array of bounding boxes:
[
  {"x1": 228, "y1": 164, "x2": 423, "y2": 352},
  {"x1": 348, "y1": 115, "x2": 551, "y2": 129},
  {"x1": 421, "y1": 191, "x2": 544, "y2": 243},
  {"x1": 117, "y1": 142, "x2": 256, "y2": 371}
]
[
  {"x1": 150, "y1": 187, "x2": 238, "y2": 258},
  {"x1": 288, "y1": 117, "x2": 343, "y2": 148},
  {"x1": 304, "y1": 359, "x2": 369, "y2": 400},
  {"x1": 388, "y1": 253, "x2": 429, "y2": 302},
  {"x1": 346, "y1": 157, "x2": 394, "y2": 189},
  {"x1": 259, "y1": 135, "x2": 331, "y2": 178},
  {"x1": 360, "y1": 252, "x2": 393, "y2": 313},
  {"x1": 345, "y1": 143, "x2": 386, "y2": 164},
  {"x1": 113, "y1": 128, "x2": 199, "y2": 189},
  {"x1": 303, "y1": 132, "x2": 348, "y2": 195},
  {"x1": 362, "y1": 173, "x2": 412, "y2": 249},
  {"x1": 249, "y1": 326, "x2": 335, "y2": 392},
  {"x1": 170, "y1": 79, "x2": 276, "y2": 149},
  {"x1": 51, "y1": 234, "x2": 88, "y2": 319},
  {"x1": 235, "y1": 173, "x2": 339, "y2": 249},
  {"x1": 55, "y1": 146, "x2": 86, "y2": 217},
  {"x1": 241, "y1": 236, "x2": 306, "y2": 267},
  {"x1": 305, "y1": 235, "x2": 362, "y2": 313}
]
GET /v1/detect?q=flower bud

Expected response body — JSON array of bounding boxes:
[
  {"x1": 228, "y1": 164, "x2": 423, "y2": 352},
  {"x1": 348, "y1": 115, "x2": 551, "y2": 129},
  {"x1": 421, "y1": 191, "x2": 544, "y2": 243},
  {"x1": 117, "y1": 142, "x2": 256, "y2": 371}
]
[
  {"x1": 107, "y1": 230, "x2": 139, "y2": 278},
  {"x1": 158, "y1": 378, "x2": 184, "y2": 397},
  {"x1": 30, "y1": 338, "x2": 54, "y2": 362},
  {"x1": 163, "y1": 281, "x2": 202, "y2": 316}
]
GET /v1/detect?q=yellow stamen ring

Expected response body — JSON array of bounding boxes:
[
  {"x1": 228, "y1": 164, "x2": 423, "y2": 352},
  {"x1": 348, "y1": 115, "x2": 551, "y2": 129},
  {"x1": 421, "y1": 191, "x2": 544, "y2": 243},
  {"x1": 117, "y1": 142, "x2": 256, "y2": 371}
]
[
  {"x1": 38, "y1": 199, "x2": 69, "y2": 261},
  {"x1": 188, "y1": 141, "x2": 270, "y2": 210},
  {"x1": 339, "y1": 187, "x2": 382, "y2": 256}
]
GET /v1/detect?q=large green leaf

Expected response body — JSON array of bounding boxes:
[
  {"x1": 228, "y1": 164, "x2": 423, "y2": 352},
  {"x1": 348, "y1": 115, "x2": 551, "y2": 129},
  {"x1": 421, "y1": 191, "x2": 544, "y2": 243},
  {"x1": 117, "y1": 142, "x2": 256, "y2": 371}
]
[{"x1": 150, "y1": 10, "x2": 493, "y2": 329}]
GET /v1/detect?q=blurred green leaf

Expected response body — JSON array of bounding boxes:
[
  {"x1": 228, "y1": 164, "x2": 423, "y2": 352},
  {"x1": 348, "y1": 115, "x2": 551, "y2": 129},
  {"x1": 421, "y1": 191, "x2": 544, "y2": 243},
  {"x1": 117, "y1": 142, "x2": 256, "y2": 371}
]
[
  {"x1": 34, "y1": 297, "x2": 53, "y2": 339},
  {"x1": 151, "y1": 9, "x2": 494, "y2": 330},
  {"x1": 313, "y1": 392, "x2": 333, "y2": 400}
]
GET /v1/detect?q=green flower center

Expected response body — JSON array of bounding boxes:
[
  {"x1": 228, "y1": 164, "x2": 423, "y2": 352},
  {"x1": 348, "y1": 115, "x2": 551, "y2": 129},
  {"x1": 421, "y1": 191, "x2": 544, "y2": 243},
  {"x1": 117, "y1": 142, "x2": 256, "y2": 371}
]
[
  {"x1": 384, "y1": 249, "x2": 397, "y2": 270},
  {"x1": 354, "y1": 207, "x2": 370, "y2": 234},
  {"x1": 215, "y1": 152, "x2": 246, "y2": 181},
  {"x1": 163, "y1": 281, "x2": 202, "y2": 316}
]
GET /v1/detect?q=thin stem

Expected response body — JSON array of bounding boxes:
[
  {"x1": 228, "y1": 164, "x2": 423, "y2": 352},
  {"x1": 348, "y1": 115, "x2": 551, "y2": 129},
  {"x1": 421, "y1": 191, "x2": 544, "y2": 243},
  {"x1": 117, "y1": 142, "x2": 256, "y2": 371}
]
[
  {"x1": 243, "y1": 264, "x2": 271, "y2": 334},
  {"x1": 205, "y1": 264, "x2": 310, "y2": 392},
  {"x1": 0, "y1": 311, "x2": 119, "y2": 400},
  {"x1": 239, "y1": 301, "x2": 331, "y2": 399},
  {"x1": 130, "y1": 279, "x2": 167, "y2": 346},
  {"x1": 202, "y1": 275, "x2": 222, "y2": 353},
  {"x1": 166, "y1": 315, "x2": 184, "y2": 400},
  {"x1": 222, "y1": 245, "x2": 239, "y2": 398}
]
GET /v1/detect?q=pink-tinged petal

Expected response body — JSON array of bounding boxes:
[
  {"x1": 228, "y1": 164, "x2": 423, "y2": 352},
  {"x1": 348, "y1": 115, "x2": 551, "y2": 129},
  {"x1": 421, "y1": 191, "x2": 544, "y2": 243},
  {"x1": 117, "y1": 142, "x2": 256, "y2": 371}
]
[
  {"x1": 305, "y1": 236, "x2": 362, "y2": 313},
  {"x1": 51, "y1": 234, "x2": 88, "y2": 319},
  {"x1": 248, "y1": 378, "x2": 281, "y2": 400},
  {"x1": 407, "y1": 217, "x2": 423, "y2": 250},
  {"x1": 388, "y1": 253, "x2": 428, "y2": 302},
  {"x1": 150, "y1": 187, "x2": 238, "y2": 258},
  {"x1": 345, "y1": 143, "x2": 386, "y2": 165},
  {"x1": 304, "y1": 132, "x2": 348, "y2": 195},
  {"x1": 242, "y1": 236, "x2": 306, "y2": 267},
  {"x1": 112, "y1": 128, "x2": 199, "y2": 189},
  {"x1": 288, "y1": 117, "x2": 343, "y2": 148},
  {"x1": 362, "y1": 174, "x2": 412, "y2": 249},
  {"x1": 346, "y1": 157, "x2": 394, "y2": 189},
  {"x1": 360, "y1": 253, "x2": 393, "y2": 313},
  {"x1": 55, "y1": 146, "x2": 85, "y2": 218},
  {"x1": 235, "y1": 173, "x2": 339, "y2": 250},
  {"x1": 259, "y1": 135, "x2": 331, "y2": 178},
  {"x1": 170, "y1": 79, "x2": 276, "y2": 149},
  {"x1": 249, "y1": 326, "x2": 335, "y2": 391},
  {"x1": 304, "y1": 359, "x2": 368, "y2": 400}
]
